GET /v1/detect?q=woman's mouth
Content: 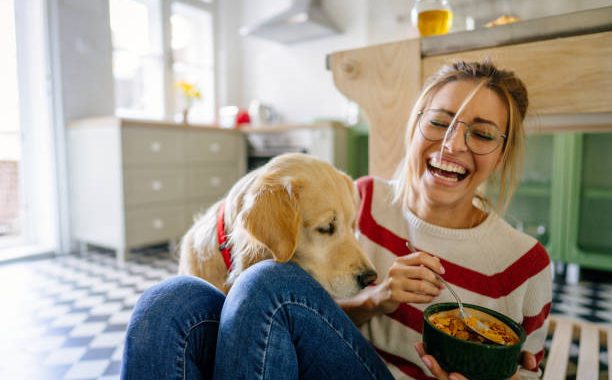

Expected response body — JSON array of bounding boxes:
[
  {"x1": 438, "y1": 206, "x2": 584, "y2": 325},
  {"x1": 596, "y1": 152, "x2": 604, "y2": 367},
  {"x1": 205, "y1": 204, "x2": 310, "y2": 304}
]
[{"x1": 426, "y1": 157, "x2": 470, "y2": 183}]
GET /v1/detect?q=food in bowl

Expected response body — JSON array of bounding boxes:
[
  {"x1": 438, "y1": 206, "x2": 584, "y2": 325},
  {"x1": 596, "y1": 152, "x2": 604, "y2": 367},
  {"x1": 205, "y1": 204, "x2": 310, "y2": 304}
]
[
  {"x1": 429, "y1": 309, "x2": 519, "y2": 345},
  {"x1": 423, "y1": 303, "x2": 526, "y2": 380}
]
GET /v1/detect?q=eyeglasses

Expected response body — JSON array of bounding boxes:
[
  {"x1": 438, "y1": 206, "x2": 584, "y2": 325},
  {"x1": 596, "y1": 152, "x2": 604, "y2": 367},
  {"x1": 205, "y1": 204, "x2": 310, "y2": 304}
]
[{"x1": 417, "y1": 109, "x2": 507, "y2": 155}]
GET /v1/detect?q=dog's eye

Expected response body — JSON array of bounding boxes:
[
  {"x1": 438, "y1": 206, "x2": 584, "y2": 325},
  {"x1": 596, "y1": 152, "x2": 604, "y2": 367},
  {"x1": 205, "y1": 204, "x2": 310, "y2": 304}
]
[{"x1": 316, "y1": 222, "x2": 335, "y2": 235}]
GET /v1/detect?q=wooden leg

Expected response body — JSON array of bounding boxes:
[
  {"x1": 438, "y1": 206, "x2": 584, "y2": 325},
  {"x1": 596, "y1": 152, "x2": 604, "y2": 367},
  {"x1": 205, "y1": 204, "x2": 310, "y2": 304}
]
[{"x1": 116, "y1": 245, "x2": 128, "y2": 265}]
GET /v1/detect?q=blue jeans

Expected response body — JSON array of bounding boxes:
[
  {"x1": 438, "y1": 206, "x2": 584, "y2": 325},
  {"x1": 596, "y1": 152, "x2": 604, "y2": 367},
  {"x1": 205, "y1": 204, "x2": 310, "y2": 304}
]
[{"x1": 121, "y1": 260, "x2": 393, "y2": 380}]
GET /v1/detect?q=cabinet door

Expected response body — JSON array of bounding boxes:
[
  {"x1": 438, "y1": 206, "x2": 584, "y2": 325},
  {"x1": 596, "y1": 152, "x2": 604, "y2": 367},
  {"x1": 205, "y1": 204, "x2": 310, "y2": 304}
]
[
  {"x1": 572, "y1": 133, "x2": 612, "y2": 268},
  {"x1": 502, "y1": 135, "x2": 554, "y2": 247}
]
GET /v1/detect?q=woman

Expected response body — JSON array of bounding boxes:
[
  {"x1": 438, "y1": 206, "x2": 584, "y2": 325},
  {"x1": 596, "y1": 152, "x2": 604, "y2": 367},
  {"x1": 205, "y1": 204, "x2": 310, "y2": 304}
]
[{"x1": 121, "y1": 60, "x2": 551, "y2": 380}]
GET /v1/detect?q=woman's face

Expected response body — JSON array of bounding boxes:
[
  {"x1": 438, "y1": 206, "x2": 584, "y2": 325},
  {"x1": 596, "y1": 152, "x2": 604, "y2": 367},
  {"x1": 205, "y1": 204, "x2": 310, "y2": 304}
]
[{"x1": 409, "y1": 80, "x2": 508, "y2": 211}]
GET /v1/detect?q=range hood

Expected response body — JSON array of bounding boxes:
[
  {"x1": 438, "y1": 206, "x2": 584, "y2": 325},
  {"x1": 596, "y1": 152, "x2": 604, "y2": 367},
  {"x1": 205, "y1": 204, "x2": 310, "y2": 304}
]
[{"x1": 239, "y1": 0, "x2": 340, "y2": 44}]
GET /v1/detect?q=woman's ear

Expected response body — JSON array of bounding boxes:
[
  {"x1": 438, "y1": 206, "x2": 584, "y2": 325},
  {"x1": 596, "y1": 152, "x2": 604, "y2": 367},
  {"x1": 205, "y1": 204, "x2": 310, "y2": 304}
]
[{"x1": 240, "y1": 177, "x2": 301, "y2": 262}]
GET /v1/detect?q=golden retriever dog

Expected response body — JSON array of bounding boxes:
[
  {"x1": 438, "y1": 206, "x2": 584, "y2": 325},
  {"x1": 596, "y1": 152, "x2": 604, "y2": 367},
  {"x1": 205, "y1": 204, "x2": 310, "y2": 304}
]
[{"x1": 178, "y1": 153, "x2": 377, "y2": 298}]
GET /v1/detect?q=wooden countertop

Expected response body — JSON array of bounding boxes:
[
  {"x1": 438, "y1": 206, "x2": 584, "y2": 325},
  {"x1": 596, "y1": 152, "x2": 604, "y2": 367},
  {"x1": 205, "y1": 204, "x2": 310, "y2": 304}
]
[{"x1": 69, "y1": 117, "x2": 345, "y2": 134}]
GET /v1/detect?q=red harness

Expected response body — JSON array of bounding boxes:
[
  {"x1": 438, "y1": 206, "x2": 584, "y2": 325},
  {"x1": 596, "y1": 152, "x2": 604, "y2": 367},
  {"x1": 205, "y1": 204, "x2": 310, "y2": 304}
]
[{"x1": 216, "y1": 202, "x2": 233, "y2": 270}]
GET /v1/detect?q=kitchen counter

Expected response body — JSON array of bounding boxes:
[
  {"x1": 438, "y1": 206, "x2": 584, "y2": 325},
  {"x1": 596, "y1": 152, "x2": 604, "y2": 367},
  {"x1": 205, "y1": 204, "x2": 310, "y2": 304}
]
[
  {"x1": 327, "y1": 7, "x2": 612, "y2": 179},
  {"x1": 421, "y1": 6, "x2": 612, "y2": 56}
]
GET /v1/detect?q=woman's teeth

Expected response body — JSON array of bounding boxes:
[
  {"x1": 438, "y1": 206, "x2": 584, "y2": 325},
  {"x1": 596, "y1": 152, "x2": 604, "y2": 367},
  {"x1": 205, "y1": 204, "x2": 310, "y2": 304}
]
[
  {"x1": 429, "y1": 158, "x2": 466, "y2": 174},
  {"x1": 428, "y1": 158, "x2": 469, "y2": 181}
]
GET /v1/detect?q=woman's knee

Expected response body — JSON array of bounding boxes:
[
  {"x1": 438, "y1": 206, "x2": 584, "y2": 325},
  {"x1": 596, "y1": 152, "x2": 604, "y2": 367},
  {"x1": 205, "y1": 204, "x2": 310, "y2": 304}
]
[{"x1": 130, "y1": 275, "x2": 225, "y2": 331}]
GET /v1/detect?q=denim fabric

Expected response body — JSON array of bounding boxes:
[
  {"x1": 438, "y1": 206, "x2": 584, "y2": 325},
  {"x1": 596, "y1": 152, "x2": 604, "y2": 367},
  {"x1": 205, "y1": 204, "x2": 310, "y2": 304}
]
[
  {"x1": 214, "y1": 261, "x2": 393, "y2": 380},
  {"x1": 122, "y1": 261, "x2": 393, "y2": 380},
  {"x1": 121, "y1": 275, "x2": 225, "y2": 380}
]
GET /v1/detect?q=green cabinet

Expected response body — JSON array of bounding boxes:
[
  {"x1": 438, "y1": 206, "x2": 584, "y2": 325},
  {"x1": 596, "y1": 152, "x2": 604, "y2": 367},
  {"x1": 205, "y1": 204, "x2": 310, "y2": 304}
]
[{"x1": 502, "y1": 132, "x2": 612, "y2": 270}]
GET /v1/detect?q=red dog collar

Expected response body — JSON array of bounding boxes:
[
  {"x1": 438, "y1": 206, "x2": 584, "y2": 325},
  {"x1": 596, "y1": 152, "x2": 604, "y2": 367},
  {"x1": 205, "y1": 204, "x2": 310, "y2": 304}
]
[{"x1": 216, "y1": 202, "x2": 233, "y2": 270}]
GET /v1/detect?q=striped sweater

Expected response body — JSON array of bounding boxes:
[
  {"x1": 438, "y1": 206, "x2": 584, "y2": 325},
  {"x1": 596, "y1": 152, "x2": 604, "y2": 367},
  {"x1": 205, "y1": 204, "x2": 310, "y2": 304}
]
[{"x1": 356, "y1": 176, "x2": 552, "y2": 380}]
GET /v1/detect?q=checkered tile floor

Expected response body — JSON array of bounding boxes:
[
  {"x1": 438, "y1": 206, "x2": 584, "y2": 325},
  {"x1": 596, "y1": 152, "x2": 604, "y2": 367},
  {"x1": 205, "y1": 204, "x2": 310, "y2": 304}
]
[
  {"x1": 0, "y1": 247, "x2": 177, "y2": 380},
  {"x1": 0, "y1": 248, "x2": 610, "y2": 379}
]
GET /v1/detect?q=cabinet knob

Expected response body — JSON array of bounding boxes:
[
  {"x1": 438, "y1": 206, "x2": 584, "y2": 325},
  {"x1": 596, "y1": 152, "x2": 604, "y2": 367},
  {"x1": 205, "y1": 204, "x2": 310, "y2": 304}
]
[
  {"x1": 150, "y1": 141, "x2": 162, "y2": 152},
  {"x1": 151, "y1": 180, "x2": 163, "y2": 191},
  {"x1": 210, "y1": 176, "x2": 221, "y2": 187},
  {"x1": 152, "y1": 218, "x2": 164, "y2": 229},
  {"x1": 209, "y1": 142, "x2": 221, "y2": 153}
]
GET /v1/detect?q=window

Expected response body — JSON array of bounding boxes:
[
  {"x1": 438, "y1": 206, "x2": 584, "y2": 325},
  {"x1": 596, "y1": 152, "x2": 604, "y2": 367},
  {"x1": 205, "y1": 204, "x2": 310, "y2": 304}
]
[
  {"x1": 0, "y1": 0, "x2": 22, "y2": 243},
  {"x1": 0, "y1": 0, "x2": 59, "y2": 257},
  {"x1": 110, "y1": 0, "x2": 216, "y2": 123}
]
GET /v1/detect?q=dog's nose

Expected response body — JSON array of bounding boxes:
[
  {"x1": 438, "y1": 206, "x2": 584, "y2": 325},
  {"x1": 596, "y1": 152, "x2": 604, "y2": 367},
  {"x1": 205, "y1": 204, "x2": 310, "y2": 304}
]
[{"x1": 357, "y1": 270, "x2": 377, "y2": 289}]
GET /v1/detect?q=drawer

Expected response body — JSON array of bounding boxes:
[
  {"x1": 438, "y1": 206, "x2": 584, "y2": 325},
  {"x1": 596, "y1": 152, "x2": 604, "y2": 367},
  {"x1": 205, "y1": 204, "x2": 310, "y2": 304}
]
[
  {"x1": 124, "y1": 168, "x2": 184, "y2": 205},
  {"x1": 125, "y1": 205, "x2": 186, "y2": 247},
  {"x1": 184, "y1": 130, "x2": 241, "y2": 163},
  {"x1": 185, "y1": 165, "x2": 240, "y2": 199},
  {"x1": 122, "y1": 127, "x2": 183, "y2": 165}
]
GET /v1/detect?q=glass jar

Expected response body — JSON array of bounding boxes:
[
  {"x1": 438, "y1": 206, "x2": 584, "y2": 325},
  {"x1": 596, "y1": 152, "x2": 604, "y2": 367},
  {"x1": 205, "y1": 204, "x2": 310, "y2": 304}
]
[{"x1": 411, "y1": 0, "x2": 453, "y2": 37}]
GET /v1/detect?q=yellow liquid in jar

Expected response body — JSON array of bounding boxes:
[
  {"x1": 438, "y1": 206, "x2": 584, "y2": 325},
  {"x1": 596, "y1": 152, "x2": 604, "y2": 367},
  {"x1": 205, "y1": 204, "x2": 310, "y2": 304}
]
[{"x1": 418, "y1": 9, "x2": 453, "y2": 36}]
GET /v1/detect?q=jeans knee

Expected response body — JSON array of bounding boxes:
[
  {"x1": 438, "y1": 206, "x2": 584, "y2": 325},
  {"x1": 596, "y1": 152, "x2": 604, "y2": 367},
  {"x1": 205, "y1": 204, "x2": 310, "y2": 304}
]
[
  {"x1": 229, "y1": 261, "x2": 328, "y2": 305},
  {"x1": 131, "y1": 276, "x2": 225, "y2": 331}
]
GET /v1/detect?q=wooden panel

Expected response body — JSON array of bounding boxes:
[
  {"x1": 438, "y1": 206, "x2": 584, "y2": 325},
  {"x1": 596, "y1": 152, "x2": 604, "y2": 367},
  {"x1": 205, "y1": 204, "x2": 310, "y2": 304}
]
[
  {"x1": 608, "y1": 326, "x2": 612, "y2": 380},
  {"x1": 125, "y1": 205, "x2": 185, "y2": 247},
  {"x1": 329, "y1": 39, "x2": 421, "y2": 179},
  {"x1": 543, "y1": 318, "x2": 572, "y2": 380},
  {"x1": 184, "y1": 129, "x2": 240, "y2": 163},
  {"x1": 185, "y1": 165, "x2": 240, "y2": 200},
  {"x1": 576, "y1": 323, "x2": 599, "y2": 380},
  {"x1": 423, "y1": 31, "x2": 612, "y2": 115},
  {"x1": 123, "y1": 168, "x2": 184, "y2": 206},
  {"x1": 122, "y1": 127, "x2": 183, "y2": 165}
]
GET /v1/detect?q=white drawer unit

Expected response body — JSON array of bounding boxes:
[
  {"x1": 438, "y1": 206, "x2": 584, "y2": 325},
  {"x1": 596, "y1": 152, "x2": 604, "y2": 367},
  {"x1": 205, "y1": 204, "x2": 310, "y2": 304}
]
[{"x1": 68, "y1": 117, "x2": 246, "y2": 262}]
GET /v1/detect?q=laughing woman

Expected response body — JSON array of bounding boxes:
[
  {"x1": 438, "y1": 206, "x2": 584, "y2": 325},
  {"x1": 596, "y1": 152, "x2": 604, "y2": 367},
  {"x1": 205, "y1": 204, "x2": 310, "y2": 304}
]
[
  {"x1": 340, "y1": 60, "x2": 552, "y2": 379},
  {"x1": 121, "y1": 60, "x2": 551, "y2": 380}
]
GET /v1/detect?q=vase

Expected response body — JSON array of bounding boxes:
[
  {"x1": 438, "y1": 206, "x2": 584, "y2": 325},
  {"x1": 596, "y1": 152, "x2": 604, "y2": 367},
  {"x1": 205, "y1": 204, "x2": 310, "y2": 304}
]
[{"x1": 182, "y1": 108, "x2": 190, "y2": 125}]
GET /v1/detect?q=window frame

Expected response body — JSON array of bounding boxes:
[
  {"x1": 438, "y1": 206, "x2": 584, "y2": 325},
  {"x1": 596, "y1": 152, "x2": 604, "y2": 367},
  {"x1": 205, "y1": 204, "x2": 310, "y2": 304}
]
[{"x1": 111, "y1": 0, "x2": 218, "y2": 122}]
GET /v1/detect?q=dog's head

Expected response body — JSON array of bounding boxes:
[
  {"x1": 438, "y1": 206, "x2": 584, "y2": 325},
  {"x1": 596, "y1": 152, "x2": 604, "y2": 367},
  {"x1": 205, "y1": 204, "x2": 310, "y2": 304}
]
[{"x1": 235, "y1": 153, "x2": 377, "y2": 298}]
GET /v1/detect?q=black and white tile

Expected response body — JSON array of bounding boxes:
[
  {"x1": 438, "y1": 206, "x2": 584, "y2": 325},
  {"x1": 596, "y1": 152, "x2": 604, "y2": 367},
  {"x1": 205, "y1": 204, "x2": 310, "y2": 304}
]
[
  {"x1": 0, "y1": 248, "x2": 610, "y2": 379},
  {"x1": 0, "y1": 247, "x2": 176, "y2": 380}
]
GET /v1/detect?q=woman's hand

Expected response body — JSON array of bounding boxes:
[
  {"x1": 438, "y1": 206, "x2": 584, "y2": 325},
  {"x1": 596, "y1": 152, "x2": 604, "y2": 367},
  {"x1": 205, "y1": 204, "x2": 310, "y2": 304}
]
[
  {"x1": 415, "y1": 342, "x2": 467, "y2": 380},
  {"x1": 337, "y1": 251, "x2": 444, "y2": 326},
  {"x1": 369, "y1": 251, "x2": 445, "y2": 315},
  {"x1": 415, "y1": 342, "x2": 538, "y2": 380}
]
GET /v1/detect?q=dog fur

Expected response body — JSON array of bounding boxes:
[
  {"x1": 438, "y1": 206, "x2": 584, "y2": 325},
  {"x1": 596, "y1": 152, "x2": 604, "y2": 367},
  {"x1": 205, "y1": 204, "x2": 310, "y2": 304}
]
[{"x1": 178, "y1": 153, "x2": 377, "y2": 298}]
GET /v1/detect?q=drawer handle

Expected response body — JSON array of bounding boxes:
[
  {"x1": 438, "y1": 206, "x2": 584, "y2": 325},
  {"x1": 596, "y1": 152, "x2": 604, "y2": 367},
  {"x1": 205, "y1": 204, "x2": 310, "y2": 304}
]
[
  {"x1": 152, "y1": 218, "x2": 164, "y2": 229},
  {"x1": 151, "y1": 180, "x2": 163, "y2": 191},
  {"x1": 150, "y1": 141, "x2": 162, "y2": 152},
  {"x1": 210, "y1": 176, "x2": 221, "y2": 187},
  {"x1": 209, "y1": 142, "x2": 221, "y2": 153}
]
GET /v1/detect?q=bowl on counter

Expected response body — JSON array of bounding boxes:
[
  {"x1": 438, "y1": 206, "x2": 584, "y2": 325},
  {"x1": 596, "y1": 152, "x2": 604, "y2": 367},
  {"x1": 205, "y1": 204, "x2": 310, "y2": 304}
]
[{"x1": 422, "y1": 302, "x2": 526, "y2": 380}]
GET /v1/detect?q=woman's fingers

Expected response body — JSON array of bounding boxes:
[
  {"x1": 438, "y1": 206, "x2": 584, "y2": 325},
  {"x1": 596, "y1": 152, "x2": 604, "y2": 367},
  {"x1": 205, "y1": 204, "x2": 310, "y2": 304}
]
[
  {"x1": 520, "y1": 351, "x2": 537, "y2": 370},
  {"x1": 415, "y1": 342, "x2": 449, "y2": 380},
  {"x1": 399, "y1": 251, "x2": 446, "y2": 276},
  {"x1": 415, "y1": 342, "x2": 468, "y2": 380}
]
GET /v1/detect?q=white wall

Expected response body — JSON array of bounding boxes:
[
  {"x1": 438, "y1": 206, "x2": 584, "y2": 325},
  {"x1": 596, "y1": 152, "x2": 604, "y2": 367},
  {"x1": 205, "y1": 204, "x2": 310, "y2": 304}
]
[
  {"x1": 227, "y1": 0, "x2": 612, "y2": 125},
  {"x1": 55, "y1": 0, "x2": 115, "y2": 123},
  {"x1": 235, "y1": 0, "x2": 369, "y2": 124}
]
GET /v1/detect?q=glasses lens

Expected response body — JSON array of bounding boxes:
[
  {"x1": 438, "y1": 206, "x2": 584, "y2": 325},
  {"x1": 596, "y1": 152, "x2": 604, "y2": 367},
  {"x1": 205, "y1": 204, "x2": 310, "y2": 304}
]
[
  {"x1": 419, "y1": 110, "x2": 452, "y2": 141},
  {"x1": 467, "y1": 123, "x2": 502, "y2": 154}
]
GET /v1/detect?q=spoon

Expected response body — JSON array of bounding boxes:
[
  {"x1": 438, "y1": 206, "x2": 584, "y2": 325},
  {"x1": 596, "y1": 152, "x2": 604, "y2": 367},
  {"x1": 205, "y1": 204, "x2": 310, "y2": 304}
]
[{"x1": 404, "y1": 241, "x2": 508, "y2": 345}]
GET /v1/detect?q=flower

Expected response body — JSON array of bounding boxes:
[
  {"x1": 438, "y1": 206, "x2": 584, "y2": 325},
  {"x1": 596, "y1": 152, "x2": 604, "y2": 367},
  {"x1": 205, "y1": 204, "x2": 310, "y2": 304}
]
[{"x1": 176, "y1": 80, "x2": 202, "y2": 109}]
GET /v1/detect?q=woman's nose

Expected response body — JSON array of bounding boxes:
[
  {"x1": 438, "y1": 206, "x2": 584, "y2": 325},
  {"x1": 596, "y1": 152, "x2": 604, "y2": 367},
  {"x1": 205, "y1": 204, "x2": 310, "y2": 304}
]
[{"x1": 443, "y1": 123, "x2": 469, "y2": 153}]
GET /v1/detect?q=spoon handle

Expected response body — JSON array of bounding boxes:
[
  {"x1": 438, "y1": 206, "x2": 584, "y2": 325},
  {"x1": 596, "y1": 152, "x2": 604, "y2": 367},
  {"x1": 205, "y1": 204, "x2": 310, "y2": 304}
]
[{"x1": 435, "y1": 274, "x2": 467, "y2": 317}]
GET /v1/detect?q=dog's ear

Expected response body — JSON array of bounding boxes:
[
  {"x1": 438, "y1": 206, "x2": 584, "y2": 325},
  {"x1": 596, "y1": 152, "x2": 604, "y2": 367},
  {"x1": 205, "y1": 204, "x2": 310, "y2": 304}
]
[{"x1": 241, "y1": 177, "x2": 301, "y2": 262}]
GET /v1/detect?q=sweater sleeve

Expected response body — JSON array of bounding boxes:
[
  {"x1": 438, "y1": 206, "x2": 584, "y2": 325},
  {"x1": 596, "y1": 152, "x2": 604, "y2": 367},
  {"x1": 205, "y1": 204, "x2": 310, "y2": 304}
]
[{"x1": 519, "y1": 259, "x2": 553, "y2": 379}]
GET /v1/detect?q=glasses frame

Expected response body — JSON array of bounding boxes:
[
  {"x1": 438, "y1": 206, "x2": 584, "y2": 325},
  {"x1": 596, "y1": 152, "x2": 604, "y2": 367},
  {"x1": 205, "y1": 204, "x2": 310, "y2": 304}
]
[{"x1": 417, "y1": 109, "x2": 507, "y2": 155}]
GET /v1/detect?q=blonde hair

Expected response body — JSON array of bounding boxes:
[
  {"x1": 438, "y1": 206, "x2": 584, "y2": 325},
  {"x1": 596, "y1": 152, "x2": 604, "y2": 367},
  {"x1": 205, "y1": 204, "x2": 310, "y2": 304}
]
[{"x1": 391, "y1": 60, "x2": 529, "y2": 215}]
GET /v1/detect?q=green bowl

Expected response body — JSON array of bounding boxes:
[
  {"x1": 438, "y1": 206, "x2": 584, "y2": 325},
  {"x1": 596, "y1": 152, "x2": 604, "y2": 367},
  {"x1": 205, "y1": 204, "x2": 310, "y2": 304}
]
[{"x1": 423, "y1": 303, "x2": 526, "y2": 380}]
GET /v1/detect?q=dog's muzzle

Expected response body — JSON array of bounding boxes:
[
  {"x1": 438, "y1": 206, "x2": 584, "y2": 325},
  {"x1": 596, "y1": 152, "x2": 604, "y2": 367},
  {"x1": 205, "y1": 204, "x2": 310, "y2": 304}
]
[{"x1": 356, "y1": 270, "x2": 377, "y2": 289}]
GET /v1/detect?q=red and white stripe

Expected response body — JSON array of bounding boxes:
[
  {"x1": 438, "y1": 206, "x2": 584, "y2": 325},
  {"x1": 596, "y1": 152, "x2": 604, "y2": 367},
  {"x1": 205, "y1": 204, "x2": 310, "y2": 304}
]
[{"x1": 356, "y1": 176, "x2": 552, "y2": 379}]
